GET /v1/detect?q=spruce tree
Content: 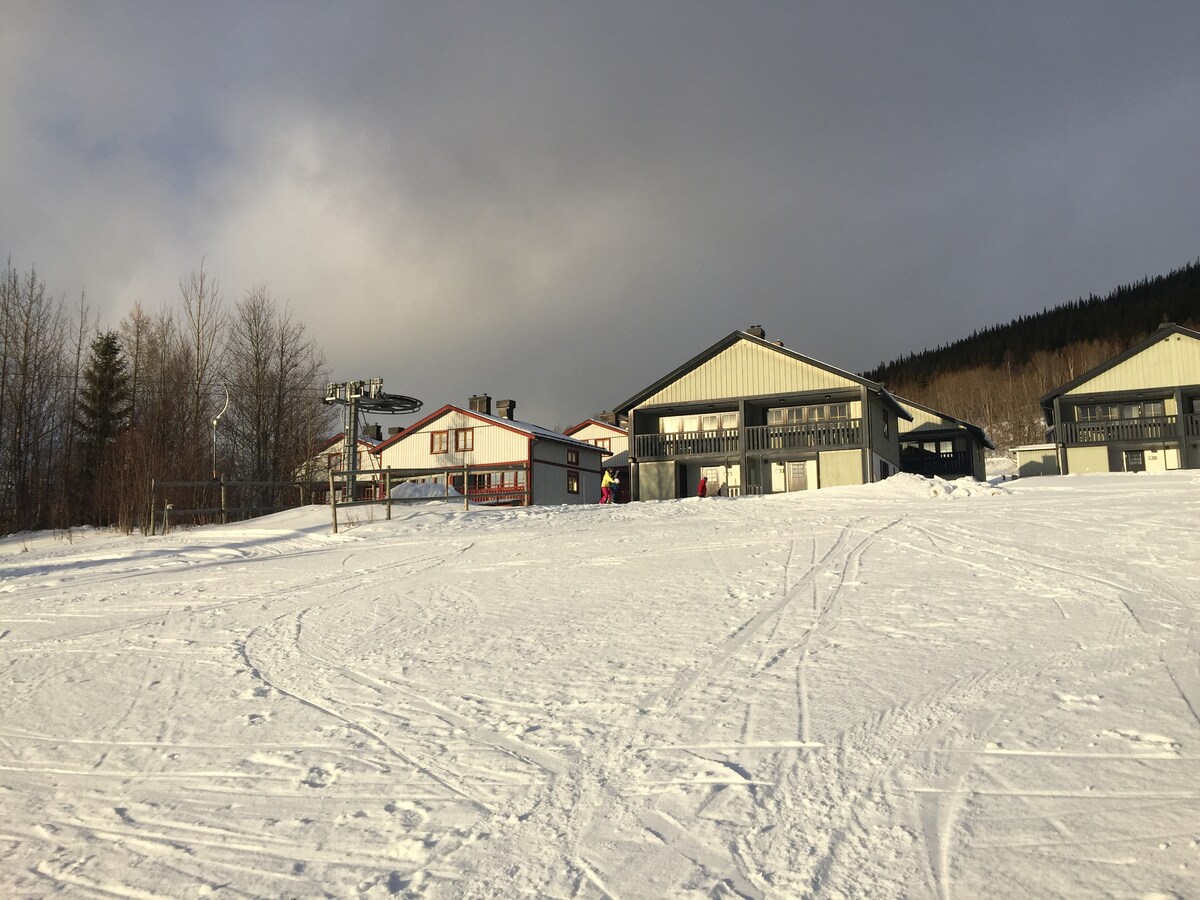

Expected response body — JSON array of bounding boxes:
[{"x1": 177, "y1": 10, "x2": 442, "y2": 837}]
[{"x1": 76, "y1": 331, "x2": 132, "y2": 522}]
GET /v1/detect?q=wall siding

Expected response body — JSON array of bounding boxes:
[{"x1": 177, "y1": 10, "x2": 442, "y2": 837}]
[
  {"x1": 1065, "y1": 333, "x2": 1200, "y2": 395},
  {"x1": 818, "y1": 449, "x2": 864, "y2": 487},
  {"x1": 1066, "y1": 445, "x2": 1110, "y2": 474},
  {"x1": 639, "y1": 461, "x2": 678, "y2": 500},
  {"x1": 569, "y1": 422, "x2": 629, "y2": 456},
  {"x1": 377, "y1": 412, "x2": 528, "y2": 470},
  {"x1": 640, "y1": 340, "x2": 859, "y2": 407}
]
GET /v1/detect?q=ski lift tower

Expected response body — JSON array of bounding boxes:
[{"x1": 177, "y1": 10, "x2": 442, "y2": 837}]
[{"x1": 323, "y1": 378, "x2": 422, "y2": 499}]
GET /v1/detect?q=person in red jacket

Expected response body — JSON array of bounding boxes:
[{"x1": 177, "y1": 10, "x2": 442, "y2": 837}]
[{"x1": 698, "y1": 476, "x2": 708, "y2": 498}]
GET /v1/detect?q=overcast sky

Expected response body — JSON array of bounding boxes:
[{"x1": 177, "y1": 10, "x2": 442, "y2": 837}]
[{"x1": 4, "y1": 2, "x2": 1199, "y2": 427}]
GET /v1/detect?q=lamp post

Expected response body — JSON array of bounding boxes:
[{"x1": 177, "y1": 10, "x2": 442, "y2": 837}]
[{"x1": 212, "y1": 385, "x2": 229, "y2": 480}]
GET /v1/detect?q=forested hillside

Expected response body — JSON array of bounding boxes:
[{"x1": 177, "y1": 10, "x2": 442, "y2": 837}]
[{"x1": 864, "y1": 260, "x2": 1200, "y2": 453}]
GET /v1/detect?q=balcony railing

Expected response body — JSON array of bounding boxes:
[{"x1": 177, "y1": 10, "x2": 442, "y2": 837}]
[
  {"x1": 901, "y1": 451, "x2": 971, "y2": 478},
  {"x1": 1060, "y1": 416, "x2": 1178, "y2": 444},
  {"x1": 635, "y1": 430, "x2": 739, "y2": 458},
  {"x1": 745, "y1": 420, "x2": 862, "y2": 452},
  {"x1": 1187, "y1": 414, "x2": 1200, "y2": 437}
]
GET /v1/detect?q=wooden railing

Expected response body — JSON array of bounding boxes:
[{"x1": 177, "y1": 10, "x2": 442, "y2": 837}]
[
  {"x1": 634, "y1": 421, "x2": 864, "y2": 458},
  {"x1": 1060, "y1": 416, "x2": 1177, "y2": 443},
  {"x1": 745, "y1": 420, "x2": 862, "y2": 451},
  {"x1": 900, "y1": 451, "x2": 970, "y2": 477},
  {"x1": 1186, "y1": 414, "x2": 1200, "y2": 437},
  {"x1": 635, "y1": 430, "x2": 740, "y2": 458}
]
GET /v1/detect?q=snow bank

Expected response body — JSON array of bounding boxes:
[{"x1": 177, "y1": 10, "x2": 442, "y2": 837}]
[{"x1": 389, "y1": 480, "x2": 461, "y2": 499}]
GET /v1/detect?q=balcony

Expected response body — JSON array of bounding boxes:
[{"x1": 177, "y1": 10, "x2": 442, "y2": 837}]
[
  {"x1": 1060, "y1": 416, "x2": 1178, "y2": 444},
  {"x1": 1187, "y1": 414, "x2": 1200, "y2": 437},
  {"x1": 745, "y1": 420, "x2": 862, "y2": 452},
  {"x1": 901, "y1": 450, "x2": 971, "y2": 478},
  {"x1": 635, "y1": 430, "x2": 740, "y2": 459}
]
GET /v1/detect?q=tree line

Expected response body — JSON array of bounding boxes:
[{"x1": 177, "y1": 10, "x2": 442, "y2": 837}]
[
  {"x1": 0, "y1": 258, "x2": 336, "y2": 535},
  {"x1": 863, "y1": 259, "x2": 1200, "y2": 452}
]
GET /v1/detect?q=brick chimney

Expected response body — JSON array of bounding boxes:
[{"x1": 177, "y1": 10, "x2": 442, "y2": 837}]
[
  {"x1": 497, "y1": 399, "x2": 516, "y2": 420},
  {"x1": 469, "y1": 394, "x2": 492, "y2": 415},
  {"x1": 746, "y1": 325, "x2": 765, "y2": 339}
]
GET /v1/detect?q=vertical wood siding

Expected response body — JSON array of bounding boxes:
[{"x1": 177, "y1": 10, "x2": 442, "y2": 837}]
[
  {"x1": 1065, "y1": 333, "x2": 1200, "y2": 395},
  {"x1": 639, "y1": 340, "x2": 859, "y2": 407}
]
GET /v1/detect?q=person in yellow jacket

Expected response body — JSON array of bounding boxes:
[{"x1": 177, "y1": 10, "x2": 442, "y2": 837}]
[{"x1": 600, "y1": 469, "x2": 618, "y2": 504}]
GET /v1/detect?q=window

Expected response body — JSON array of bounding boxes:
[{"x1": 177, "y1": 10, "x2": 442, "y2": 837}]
[
  {"x1": 592, "y1": 438, "x2": 612, "y2": 451},
  {"x1": 1078, "y1": 404, "x2": 1118, "y2": 422},
  {"x1": 567, "y1": 449, "x2": 579, "y2": 465},
  {"x1": 660, "y1": 412, "x2": 738, "y2": 434},
  {"x1": 567, "y1": 470, "x2": 579, "y2": 494},
  {"x1": 882, "y1": 413, "x2": 890, "y2": 439},
  {"x1": 455, "y1": 428, "x2": 474, "y2": 452},
  {"x1": 430, "y1": 431, "x2": 449, "y2": 454},
  {"x1": 768, "y1": 403, "x2": 851, "y2": 426}
]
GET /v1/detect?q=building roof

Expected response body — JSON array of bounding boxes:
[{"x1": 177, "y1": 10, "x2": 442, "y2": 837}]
[
  {"x1": 372, "y1": 404, "x2": 605, "y2": 455},
  {"x1": 895, "y1": 396, "x2": 995, "y2": 450},
  {"x1": 1039, "y1": 323, "x2": 1200, "y2": 406},
  {"x1": 563, "y1": 418, "x2": 627, "y2": 437},
  {"x1": 315, "y1": 432, "x2": 383, "y2": 453},
  {"x1": 613, "y1": 328, "x2": 912, "y2": 419}
]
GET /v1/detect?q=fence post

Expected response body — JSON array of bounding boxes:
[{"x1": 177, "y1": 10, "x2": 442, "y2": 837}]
[
  {"x1": 385, "y1": 470, "x2": 393, "y2": 520},
  {"x1": 463, "y1": 464, "x2": 469, "y2": 511},
  {"x1": 163, "y1": 500, "x2": 172, "y2": 535},
  {"x1": 220, "y1": 476, "x2": 228, "y2": 524},
  {"x1": 329, "y1": 471, "x2": 338, "y2": 534},
  {"x1": 149, "y1": 479, "x2": 157, "y2": 535}
]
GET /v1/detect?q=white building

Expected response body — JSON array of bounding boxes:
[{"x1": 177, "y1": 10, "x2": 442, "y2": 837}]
[{"x1": 372, "y1": 395, "x2": 607, "y2": 506}]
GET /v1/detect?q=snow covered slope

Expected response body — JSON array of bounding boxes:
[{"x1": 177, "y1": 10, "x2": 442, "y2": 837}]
[{"x1": 1, "y1": 473, "x2": 1198, "y2": 898}]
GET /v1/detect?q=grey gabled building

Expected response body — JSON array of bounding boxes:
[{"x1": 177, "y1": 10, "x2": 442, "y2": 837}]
[
  {"x1": 614, "y1": 327, "x2": 912, "y2": 500},
  {"x1": 1040, "y1": 322, "x2": 1200, "y2": 474}
]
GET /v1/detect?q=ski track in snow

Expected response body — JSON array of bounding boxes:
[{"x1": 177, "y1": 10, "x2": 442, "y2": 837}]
[{"x1": 1, "y1": 473, "x2": 1199, "y2": 898}]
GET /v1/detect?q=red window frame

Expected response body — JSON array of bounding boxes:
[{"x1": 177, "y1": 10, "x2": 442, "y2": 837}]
[
  {"x1": 455, "y1": 428, "x2": 474, "y2": 452},
  {"x1": 430, "y1": 430, "x2": 449, "y2": 454},
  {"x1": 592, "y1": 438, "x2": 611, "y2": 451}
]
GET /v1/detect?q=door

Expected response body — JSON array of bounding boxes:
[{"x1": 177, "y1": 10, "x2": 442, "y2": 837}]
[
  {"x1": 701, "y1": 466, "x2": 724, "y2": 496},
  {"x1": 1123, "y1": 450, "x2": 1145, "y2": 473},
  {"x1": 786, "y1": 461, "x2": 807, "y2": 492}
]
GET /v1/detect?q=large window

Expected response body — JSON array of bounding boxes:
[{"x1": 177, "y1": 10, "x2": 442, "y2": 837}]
[
  {"x1": 660, "y1": 412, "x2": 738, "y2": 434},
  {"x1": 455, "y1": 428, "x2": 474, "y2": 452},
  {"x1": 567, "y1": 470, "x2": 580, "y2": 494},
  {"x1": 592, "y1": 438, "x2": 612, "y2": 451},
  {"x1": 768, "y1": 403, "x2": 851, "y2": 426},
  {"x1": 430, "y1": 431, "x2": 449, "y2": 454},
  {"x1": 1078, "y1": 401, "x2": 1164, "y2": 421}
]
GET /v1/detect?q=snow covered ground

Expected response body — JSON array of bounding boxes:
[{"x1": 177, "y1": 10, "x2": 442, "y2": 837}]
[{"x1": 1, "y1": 472, "x2": 1198, "y2": 899}]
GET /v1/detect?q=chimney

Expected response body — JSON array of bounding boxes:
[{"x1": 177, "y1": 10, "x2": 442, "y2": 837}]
[
  {"x1": 497, "y1": 399, "x2": 516, "y2": 420},
  {"x1": 746, "y1": 325, "x2": 766, "y2": 339},
  {"x1": 387, "y1": 426, "x2": 403, "y2": 436},
  {"x1": 469, "y1": 393, "x2": 492, "y2": 415},
  {"x1": 361, "y1": 423, "x2": 382, "y2": 441}
]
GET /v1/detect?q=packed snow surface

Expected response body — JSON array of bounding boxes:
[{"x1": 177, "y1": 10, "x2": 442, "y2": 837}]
[{"x1": 2, "y1": 472, "x2": 1199, "y2": 898}]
